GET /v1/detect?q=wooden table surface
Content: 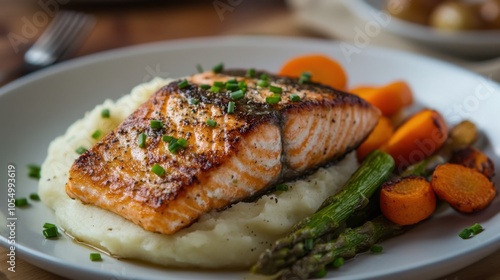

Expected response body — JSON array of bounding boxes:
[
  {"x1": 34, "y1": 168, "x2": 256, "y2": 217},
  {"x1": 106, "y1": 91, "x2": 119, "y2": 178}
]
[{"x1": 1, "y1": 1, "x2": 499, "y2": 279}]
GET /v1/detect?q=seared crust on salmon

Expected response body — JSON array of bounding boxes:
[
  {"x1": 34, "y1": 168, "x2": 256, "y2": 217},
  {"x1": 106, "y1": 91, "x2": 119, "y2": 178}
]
[{"x1": 65, "y1": 70, "x2": 380, "y2": 234}]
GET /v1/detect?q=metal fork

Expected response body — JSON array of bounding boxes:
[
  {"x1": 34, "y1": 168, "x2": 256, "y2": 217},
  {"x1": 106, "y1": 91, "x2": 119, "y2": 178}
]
[{"x1": 24, "y1": 11, "x2": 95, "y2": 71}]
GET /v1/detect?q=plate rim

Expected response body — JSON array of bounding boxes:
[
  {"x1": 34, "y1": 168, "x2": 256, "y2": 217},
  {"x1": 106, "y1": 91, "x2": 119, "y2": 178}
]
[
  {"x1": 1, "y1": 35, "x2": 499, "y2": 280},
  {"x1": 1, "y1": 35, "x2": 498, "y2": 97}
]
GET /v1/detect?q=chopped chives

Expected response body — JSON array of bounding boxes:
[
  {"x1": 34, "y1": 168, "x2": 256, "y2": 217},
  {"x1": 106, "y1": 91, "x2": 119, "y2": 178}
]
[
  {"x1": 226, "y1": 78, "x2": 238, "y2": 84},
  {"x1": 459, "y1": 228, "x2": 472, "y2": 239},
  {"x1": 257, "y1": 79, "x2": 269, "y2": 87},
  {"x1": 15, "y1": 198, "x2": 28, "y2": 207},
  {"x1": 29, "y1": 193, "x2": 40, "y2": 201},
  {"x1": 165, "y1": 137, "x2": 188, "y2": 153},
  {"x1": 269, "y1": 85, "x2": 283, "y2": 94},
  {"x1": 225, "y1": 83, "x2": 240, "y2": 91},
  {"x1": 177, "y1": 138, "x2": 188, "y2": 148},
  {"x1": 43, "y1": 226, "x2": 58, "y2": 239},
  {"x1": 162, "y1": 135, "x2": 174, "y2": 143},
  {"x1": 276, "y1": 184, "x2": 289, "y2": 191},
  {"x1": 101, "y1": 108, "x2": 110, "y2": 118},
  {"x1": 168, "y1": 140, "x2": 181, "y2": 153},
  {"x1": 231, "y1": 90, "x2": 244, "y2": 100},
  {"x1": 206, "y1": 119, "x2": 217, "y2": 127},
  {"x1": 213, "y1": 81, "x2": 225, "y2": 88},
  {"x1": 43, "y1": 223, "x2": 56, "y2": 229},
  {"x1": 460, "y1": 223, "x2": 484, "y2": 239},
  {"x1": 370, "y1": 244, "x2": 383, "y2": 253},
  {"x1": 266, "y1": 94, "x2": 281, "y2": 105},
  {"x1": 299, "y1": 71, "x2": 312, "y2": 84},
  {"x1": 188, "y1": 98, "x2": 199, "y2": 105},
  {"x1": 227, "y1": 101, "x2": 235, "y2": 114},
  {"x1": 200, "y1": 84, "x2": 211, "y2": 90},
  {"x1": 76, "y1": 146, "x2": 87, "y2": 155},
  {"x1": 90, "y1": 253, "x2": 102, "y2": 262},
  {"x1": 151, "y1": 164, "x2": 165, "y2": 176},
  {"x1": 212, "y1": 63, "x2": 224, "y2": 73},
  {"x1": 177, "y1": 79, "x2": 189, "y2": 89},
  {"x1": 150, "y1": 120, "x2": 164, "y2": 129},
  {"x1": 91, "y1": 129, "x2": 102, "y2": 140},
  {"x1": 238, "y1": 81, "x2": 247, "y2": 91},
  {"x1": 27, "y1": 164, "x2": 41, "y2": 180},
  {"x1": 260, "y1": 73, "x2": 269, "y2": 80},
  {"x1": 210, "y1": 86, "x2": 221, "y2": 93},
  {"x1": 290, "y1": 94, "x2": 301, "y2": 102},
  {"x1": 332, "y1": 257, "x2": 345, "y2": 268},
  {"x1": 196, "y1": 64, "x2": 203, "y2": 73},
  {"x1": 470, "y1": 223, "x2": 484, "y2": 235},
  {"x1": 246, "y1": 68, "x2": 256, "y2": 78},
  {"x1": 138, "y1": 133, "x2": 147, "y2": 148}
]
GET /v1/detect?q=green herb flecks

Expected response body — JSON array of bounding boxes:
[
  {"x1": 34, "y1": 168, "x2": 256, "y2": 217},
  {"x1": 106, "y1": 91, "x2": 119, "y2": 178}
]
[
  {"x1": 101, "y1": 108, "x2": 110, "y2": 118},
  {"x1": 27, "y1": 164, "x2": 41, "y2": 180},
  {"x1": 151, "y1": 164, "x2": 165, "y2": 177},
  {"x1": 138, "y1": 133, "x2": 147, "y2": 148},
  {"x1": 76, "y1": 146, "x2": 87, "y2": 155},
  {"x1": 90, "y1": 253, "x2": 102, "y2": 262}
]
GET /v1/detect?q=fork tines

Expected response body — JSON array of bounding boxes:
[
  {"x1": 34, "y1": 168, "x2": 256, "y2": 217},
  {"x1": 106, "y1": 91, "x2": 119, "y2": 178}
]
[{"x1": 24, "y1": 11, "x2": 95, "y2": 69}]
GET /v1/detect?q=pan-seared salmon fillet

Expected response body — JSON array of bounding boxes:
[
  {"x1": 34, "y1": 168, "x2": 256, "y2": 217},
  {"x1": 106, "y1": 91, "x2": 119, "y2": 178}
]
[{"x1": 65, "y1": 70, "x2": 380, "y2": 235}]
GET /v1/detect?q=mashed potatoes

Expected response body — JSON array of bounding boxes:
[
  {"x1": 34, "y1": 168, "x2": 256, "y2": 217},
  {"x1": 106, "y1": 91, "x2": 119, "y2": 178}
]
[{"x1": 39, "y1": 77, "x2": 358, "y2": 268}]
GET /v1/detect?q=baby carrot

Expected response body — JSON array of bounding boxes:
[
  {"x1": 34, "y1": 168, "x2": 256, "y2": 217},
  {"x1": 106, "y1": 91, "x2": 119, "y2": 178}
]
[
  {"x1": 279, "y1": 54, "x2": 348, "y2": 90},
  {"x1": 351, "y1": 81, "x2": 413, "y2": 117},
  {"x1": 381, "y1": 109, "x2": 448, "y2": 170},
  {"x1": 357, "y1": 117, "x2": 394, "y2": 161}
]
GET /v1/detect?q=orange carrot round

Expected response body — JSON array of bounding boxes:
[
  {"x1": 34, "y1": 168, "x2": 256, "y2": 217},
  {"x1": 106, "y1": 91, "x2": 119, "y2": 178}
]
[
  {"x1": 279, "y1": 54, "x2": 347, "y2": 90},
  {"x1": 357, "y1": 117, "x2": 394, "y2": 161},
  {"x1": 380, "y1": 176, "x2": 436, "y2": 226},
  {"x1": 431, "y1": 163, "x2": 496, "y2": 213},
  {"x1": 351, "y1": 81, "x2": 413, "y2": 116},
  {"x1": 381, "y1": 109, "x2": 448, "y2": 170},
  {"x1": 450, "y1": 147, "x2": 496, "y2": 180}
]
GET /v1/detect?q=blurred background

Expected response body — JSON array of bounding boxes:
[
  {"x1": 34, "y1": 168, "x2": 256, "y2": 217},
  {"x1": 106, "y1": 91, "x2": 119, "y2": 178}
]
[
  {"x1": 0, "y1": 0, "x2": 311, "y2": 86},
  {"x1": 1, "y1": 0, "x2": 499, "y2": 87},
  {"x1": 0, "y1": 0, "x2": 499, "y2": 279}
]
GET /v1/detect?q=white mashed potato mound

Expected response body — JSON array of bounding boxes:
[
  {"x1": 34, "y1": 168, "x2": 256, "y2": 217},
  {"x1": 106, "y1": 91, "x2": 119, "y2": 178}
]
[{"x1": 39, "y1": 77, "x2": 359, "y2": 269}]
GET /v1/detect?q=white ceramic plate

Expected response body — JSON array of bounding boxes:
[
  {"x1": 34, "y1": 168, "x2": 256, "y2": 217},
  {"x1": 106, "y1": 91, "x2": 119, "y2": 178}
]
[
  {"x1": 0, "y1": 36, "x2": 499, "y2": 280},
  {"x1": 346, "y1": 0, "x2": 500, "y2": 58}
]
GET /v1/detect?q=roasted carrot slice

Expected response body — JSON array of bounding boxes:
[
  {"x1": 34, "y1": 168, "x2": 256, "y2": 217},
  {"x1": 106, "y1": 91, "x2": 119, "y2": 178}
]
[
  {"x1": 279, "y1": 54, "x2": 347, "y2": 90},
  {"x1": 431, "y1": 163, "x2": 496, "y2": 213},
  {"x1": 351, "y1": 81, "x2": 413, "y2": 117},
  {"x1": 357, "y1": 117, "x2": 394, "y2": 161},
  {"x1": 380, "y1": 176, "x2": 436, "y2": 225},
  {"x1": 451, "y1": 147, "x2": 495, "y2": 180},
  {"x1": 381, "y1": 109, "x2": 448, "y2": 170}
]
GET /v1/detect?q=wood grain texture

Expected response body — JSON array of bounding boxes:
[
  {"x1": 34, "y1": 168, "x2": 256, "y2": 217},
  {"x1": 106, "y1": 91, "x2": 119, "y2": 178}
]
[
  {"x1": 0, "y1": 246, "x2": 67, "y2": 279},
  {"x1": 1, "y1": 245, "x2": 500, "y2": 279}
]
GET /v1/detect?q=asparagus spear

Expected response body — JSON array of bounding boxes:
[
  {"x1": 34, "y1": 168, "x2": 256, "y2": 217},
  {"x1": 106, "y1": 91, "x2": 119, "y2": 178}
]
[
  {"x1": 252, "y1": 150, "x2": 395, "y2": 275},
  {"x1": 281, "y1": 216, "x2": 406, "y2": 280}
]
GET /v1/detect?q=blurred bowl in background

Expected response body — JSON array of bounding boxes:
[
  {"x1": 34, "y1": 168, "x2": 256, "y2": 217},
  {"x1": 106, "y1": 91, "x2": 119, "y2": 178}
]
[{"x1": 346, "y1": 0, "x2": 500, "y2": 59}]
